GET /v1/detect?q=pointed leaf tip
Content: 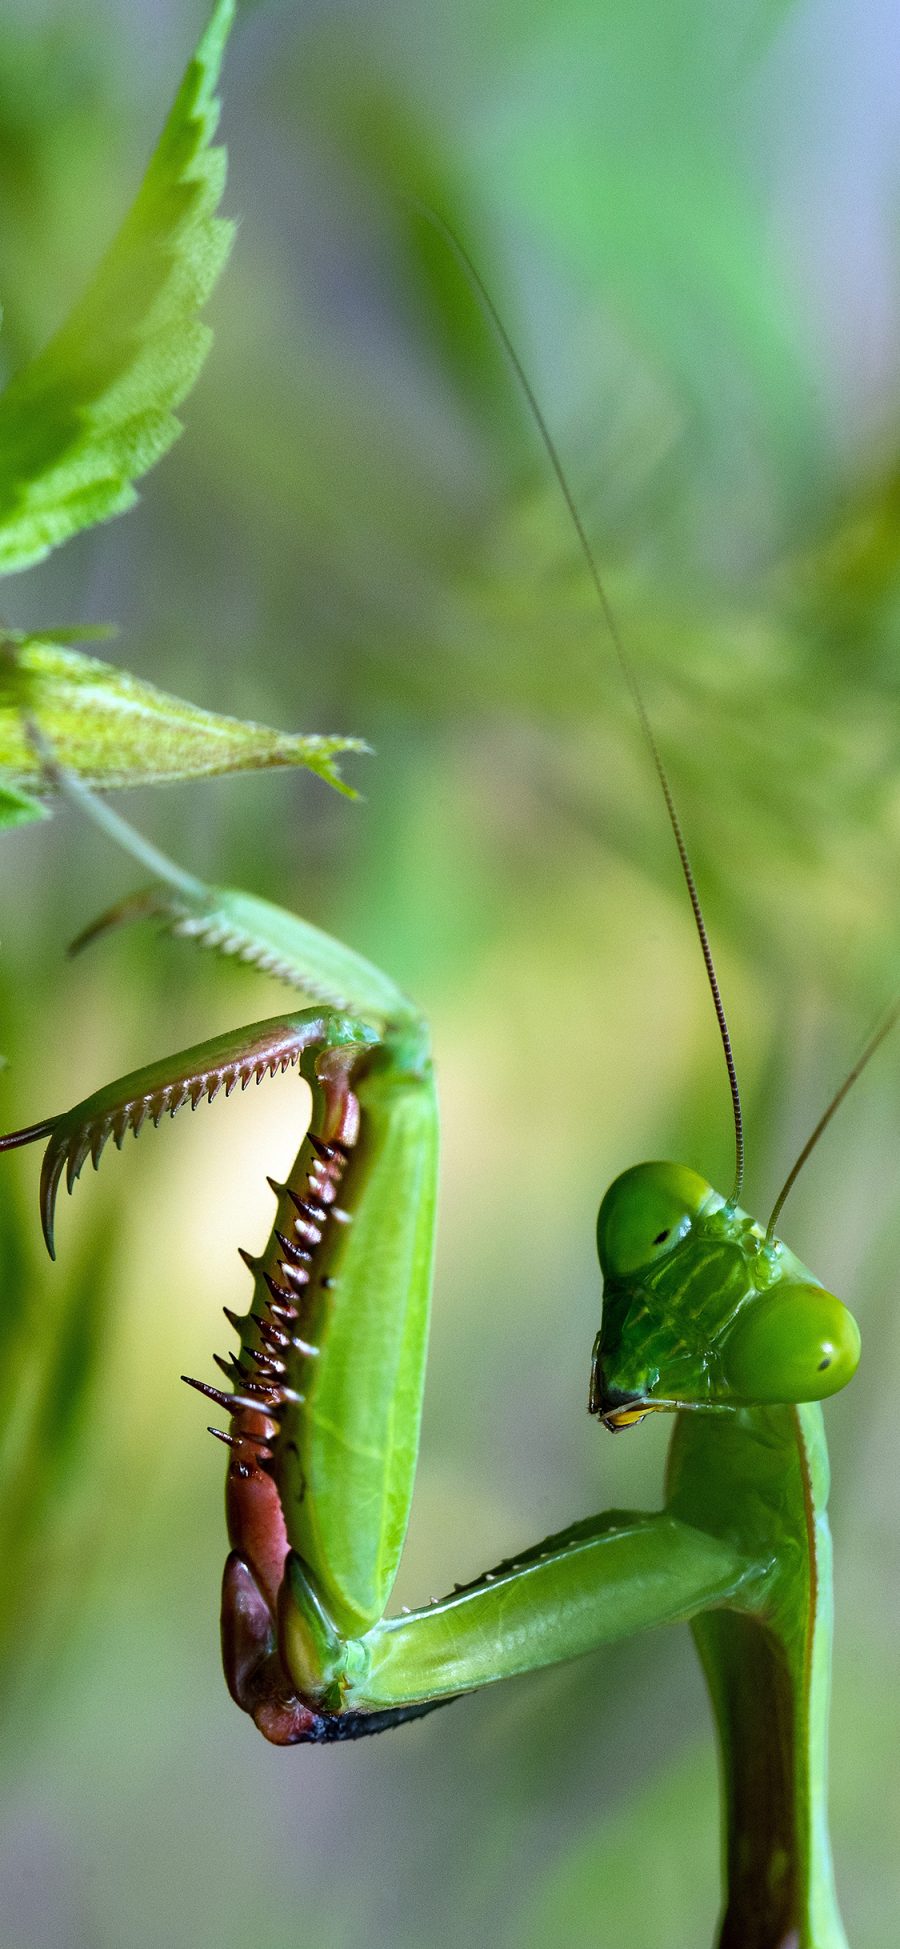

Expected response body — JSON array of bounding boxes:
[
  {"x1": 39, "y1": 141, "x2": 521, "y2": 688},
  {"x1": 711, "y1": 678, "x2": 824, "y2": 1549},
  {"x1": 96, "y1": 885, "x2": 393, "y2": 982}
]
[
  {"x1": 0, "y1": 641, "x2": 368, "y2": 799},
  {"x1": 0, "y1": 0, "x2": 237, "y2": 574}
]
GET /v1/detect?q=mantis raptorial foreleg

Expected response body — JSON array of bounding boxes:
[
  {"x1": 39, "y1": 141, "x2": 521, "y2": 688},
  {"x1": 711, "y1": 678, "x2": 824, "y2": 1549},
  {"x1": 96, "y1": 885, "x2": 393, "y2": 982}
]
[
  {"x1": 0, "y1": 817, "x2": 844, "y2": 1949},
  {"x1": 1, "y1": 174, "x2": 876, "y2": 1927},
  {"x1": 1, "y1": 846, "x2": 747, "y2": 1733},
  {"x1": 4, "y1": 836, "x2": 435, "y2": 1737},
  {"x1": 0, "y1": 8, "x2": 882, "y2": 1935}
]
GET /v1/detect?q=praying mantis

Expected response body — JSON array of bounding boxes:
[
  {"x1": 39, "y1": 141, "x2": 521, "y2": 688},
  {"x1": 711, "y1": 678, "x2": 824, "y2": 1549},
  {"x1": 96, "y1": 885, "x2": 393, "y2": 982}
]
[{"x1": 0, "y1": 207, "x2": 891, "y2": 1949}]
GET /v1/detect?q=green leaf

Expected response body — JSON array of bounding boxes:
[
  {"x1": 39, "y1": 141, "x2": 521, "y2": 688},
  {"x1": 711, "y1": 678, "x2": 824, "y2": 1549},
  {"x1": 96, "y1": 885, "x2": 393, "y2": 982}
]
[
  {"x1": 0, "y1": 0, "x2": 236, "y2": 575},
  {"x1": 0, "y1": 638, "x2": 368, "y2": 798}
]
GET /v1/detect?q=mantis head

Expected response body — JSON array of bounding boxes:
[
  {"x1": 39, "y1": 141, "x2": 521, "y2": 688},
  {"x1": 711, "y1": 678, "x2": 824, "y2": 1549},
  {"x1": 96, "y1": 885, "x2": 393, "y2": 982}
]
[{"x1": 589, "y1": 1161, "x2": 861, "y2": 1430}]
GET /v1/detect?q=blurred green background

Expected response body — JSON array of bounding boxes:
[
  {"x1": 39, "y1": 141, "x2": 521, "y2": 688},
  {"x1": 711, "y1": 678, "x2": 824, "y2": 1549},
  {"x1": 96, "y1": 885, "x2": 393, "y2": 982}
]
[{"x1": 1, "y1": 1, "x2": 899, "y2": 1944}]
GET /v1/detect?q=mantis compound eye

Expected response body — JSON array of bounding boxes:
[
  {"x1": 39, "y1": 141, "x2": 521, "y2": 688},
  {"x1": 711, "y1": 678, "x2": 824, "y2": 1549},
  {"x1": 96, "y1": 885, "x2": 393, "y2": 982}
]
[
  {"x1": 596, "y1": 1161, "x2": 719, "y2": 1281},
  {"x1": 720, "y1": 1283, "x2": 861, "y2": 1404}
]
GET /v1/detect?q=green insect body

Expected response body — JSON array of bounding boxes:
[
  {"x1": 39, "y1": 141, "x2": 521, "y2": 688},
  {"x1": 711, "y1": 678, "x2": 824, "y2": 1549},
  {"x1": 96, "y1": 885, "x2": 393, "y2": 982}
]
[
  {"x1": 1, "y1": 861, "x2": 866, "y2": 1947},
  {"x1": 0, "y1": 104, "x2": 877, "y2": 1949},
  {"x1": 1, "y1": 460, "x2": 877, "y2": 1948},
  {"x1": 594, "y1": 1161, "x2": 860, "y2": 1420},
  {"x1": 0, "y1": 4, "x2": 883, "y2": 1942}
]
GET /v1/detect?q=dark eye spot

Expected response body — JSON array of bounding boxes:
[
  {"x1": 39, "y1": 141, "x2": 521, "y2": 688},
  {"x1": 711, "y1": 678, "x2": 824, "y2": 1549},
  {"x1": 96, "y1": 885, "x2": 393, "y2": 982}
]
[
  {"x1": 652, "y1": 1228, "x2": 671, "y2": 1246},
  {"x1": 818, "y1": 1356, "x2": 831, "y2": 1371}
]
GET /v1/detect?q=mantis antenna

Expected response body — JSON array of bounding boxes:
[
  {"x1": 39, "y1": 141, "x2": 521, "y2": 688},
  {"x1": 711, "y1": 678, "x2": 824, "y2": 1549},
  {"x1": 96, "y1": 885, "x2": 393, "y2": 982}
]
[
  {"x1": 413, "y1": 204, "x2": 745, "y2": 1204},
  {"x1": 765, "y1": 997, "x2": 900, "y2": 1243}
]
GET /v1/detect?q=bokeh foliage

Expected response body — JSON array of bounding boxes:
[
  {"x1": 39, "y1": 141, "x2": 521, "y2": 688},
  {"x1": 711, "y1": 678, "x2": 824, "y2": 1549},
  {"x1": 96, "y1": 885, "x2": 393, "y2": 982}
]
[{"x1": 0, "y1": 2, "x2": 899, "y2": 1947}]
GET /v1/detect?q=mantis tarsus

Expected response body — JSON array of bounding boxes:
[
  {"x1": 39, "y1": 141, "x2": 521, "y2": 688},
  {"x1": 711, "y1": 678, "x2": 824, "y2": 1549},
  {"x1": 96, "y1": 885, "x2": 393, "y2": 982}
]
[{"x1": 1, "y1": 237, "x2": 892, "y2": 1949}]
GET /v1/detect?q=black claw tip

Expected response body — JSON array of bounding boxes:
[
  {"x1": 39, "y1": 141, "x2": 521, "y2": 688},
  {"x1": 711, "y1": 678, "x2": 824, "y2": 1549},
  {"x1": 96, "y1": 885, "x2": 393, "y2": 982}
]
[
  {"x1": 275, "y1": 1227, "x2": 313, "y2": 1265},
  {"x1": 208, "y1": 1426, "x2": 237, "y2": 1449},
  {"x1": 264, "y1": 1270, "x2": 295, "y2": 1306},
  {"x1": 287, "y1": 1189, "x2": 327, "y2": 1223},
  {"x1": 182, "y1": 1374, "x2": 232, "y2": 1411}
]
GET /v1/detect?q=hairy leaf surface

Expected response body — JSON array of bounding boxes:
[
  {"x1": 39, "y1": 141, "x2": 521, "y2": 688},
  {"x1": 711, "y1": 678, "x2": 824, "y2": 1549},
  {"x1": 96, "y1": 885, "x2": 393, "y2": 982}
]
[{"x1": 0, "y1": 639, "x2": 366, "y2": 797}]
